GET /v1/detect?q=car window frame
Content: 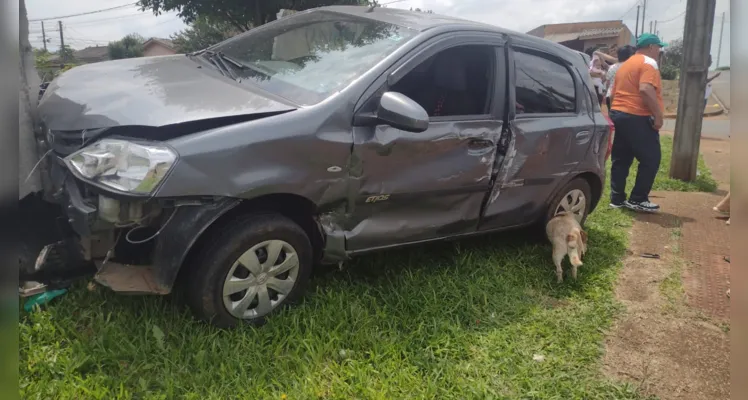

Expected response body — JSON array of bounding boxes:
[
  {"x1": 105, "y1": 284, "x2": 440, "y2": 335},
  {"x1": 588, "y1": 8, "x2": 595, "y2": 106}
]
[
  {"x1": 353, "y1": 31, "x2": 509, "y2": 125},
  {"x1": 510, "y1": 46, "x2": 580, "y2": 119}
]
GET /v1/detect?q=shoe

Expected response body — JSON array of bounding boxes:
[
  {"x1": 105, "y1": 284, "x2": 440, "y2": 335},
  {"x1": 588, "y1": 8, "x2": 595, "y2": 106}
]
[
  {"x1": 625, "y1": 200, "x2": 660, "y2": 213},
  {"x1": 609, "y1": 201, "x2": 625, "y2": 209}
]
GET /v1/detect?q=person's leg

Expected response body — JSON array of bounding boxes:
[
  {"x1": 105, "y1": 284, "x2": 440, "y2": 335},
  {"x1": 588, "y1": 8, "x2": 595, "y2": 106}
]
[
  {"x1": 714, "y1": 191, "x2": 730, "y2": 213},
  {"x1": 627, "y1": 115, "x2": 661, "y2": 210},
  {"x1": 605, "y1": 96, "x2": 611, "y2": 111},
  {"x1": 609, "y1": 111, "x2": 634, "y2": 206}
]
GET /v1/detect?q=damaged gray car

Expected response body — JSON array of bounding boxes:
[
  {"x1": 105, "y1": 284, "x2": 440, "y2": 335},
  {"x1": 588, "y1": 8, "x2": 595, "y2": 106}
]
[{"x1": 25, "y1": 6, "x2": 611, "y2": 328}]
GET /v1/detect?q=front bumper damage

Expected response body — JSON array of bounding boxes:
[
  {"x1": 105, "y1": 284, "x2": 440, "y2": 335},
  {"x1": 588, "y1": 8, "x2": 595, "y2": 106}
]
[{"x1": 27, "y1": 159, "x2": 240, "y2": 295}]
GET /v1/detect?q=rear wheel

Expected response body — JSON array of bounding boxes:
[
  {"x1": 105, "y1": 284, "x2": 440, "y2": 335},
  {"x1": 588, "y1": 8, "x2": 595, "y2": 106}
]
[
  {"x1": 184, "y1": 213, "x2": 313, "y2": 328},
  {"x1": 545, "y1": 178, "x2": 592, "y2": 226}
]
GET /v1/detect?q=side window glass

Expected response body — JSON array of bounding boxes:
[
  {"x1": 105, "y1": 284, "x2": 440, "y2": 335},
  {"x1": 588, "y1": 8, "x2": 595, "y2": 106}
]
[
  {"x1": 390, "y1": 45, "x2": 494, "y2": 118},
  {"x1": 514, "y1": 51, "x2": 576, "y2": 114}
]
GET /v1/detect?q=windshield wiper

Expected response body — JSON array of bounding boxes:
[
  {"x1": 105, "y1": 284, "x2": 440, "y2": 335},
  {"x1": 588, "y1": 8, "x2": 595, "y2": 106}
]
[{"x1": 194, "y1": 49, "x2": 240, "y2": 81}]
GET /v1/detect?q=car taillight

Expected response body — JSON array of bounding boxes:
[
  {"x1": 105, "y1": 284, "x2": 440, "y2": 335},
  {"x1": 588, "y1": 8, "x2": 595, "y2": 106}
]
[{"x1": 605, "y1": 115, "x2": 614, "y2": 160}]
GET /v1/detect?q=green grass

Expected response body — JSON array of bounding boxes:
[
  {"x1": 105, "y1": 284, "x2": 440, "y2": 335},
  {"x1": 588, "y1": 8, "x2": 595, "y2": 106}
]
[
  {"x1": 650, "y1": 136, "x2": 717, "y2": 193},
  {"x1": 19, "y1": 140, "x2": 715, "y2": 400}
]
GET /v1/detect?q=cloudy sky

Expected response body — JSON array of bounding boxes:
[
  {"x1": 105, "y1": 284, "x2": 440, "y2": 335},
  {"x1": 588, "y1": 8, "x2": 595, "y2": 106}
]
[{"x1": 26, "y1": 0, "x2": 731, "y2": 67}]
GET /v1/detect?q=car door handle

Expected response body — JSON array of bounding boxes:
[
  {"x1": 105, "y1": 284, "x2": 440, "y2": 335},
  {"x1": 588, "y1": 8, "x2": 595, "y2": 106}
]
[
  {"x1": 468, "y1": 138, "x2": 494, "y2": 149},
  {"x1": 575, "y1": 131, "x2": 592, "y2": 143}
]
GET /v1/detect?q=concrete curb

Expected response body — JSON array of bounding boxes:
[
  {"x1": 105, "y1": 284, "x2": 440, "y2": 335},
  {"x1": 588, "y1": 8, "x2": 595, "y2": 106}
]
[{"x1": 664, "y1": 94, "x2": 725, "y2": 119}]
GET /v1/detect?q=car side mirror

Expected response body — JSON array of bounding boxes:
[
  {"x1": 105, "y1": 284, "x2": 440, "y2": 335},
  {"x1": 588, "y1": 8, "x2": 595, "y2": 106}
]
[{"x1": 377, "y1": 92, "x2": 429, "y2": 133}]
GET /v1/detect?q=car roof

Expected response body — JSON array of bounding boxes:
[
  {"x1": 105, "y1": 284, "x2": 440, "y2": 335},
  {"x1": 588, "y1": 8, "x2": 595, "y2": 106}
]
[{"x1": 318, "y1": 6, "x2": 585, "y2": 67}]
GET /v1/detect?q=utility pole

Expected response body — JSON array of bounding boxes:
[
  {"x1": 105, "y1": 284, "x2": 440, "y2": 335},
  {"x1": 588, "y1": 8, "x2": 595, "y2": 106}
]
[
  {"x1": 716, "y1": 11, "x2": 725, "y2": 68},
  {"x1": 635, "y1": 5, "x2": 641, "y2": 39},
  {"x1": 653, "y1": 20, "x2": 657, "y2": 34},
  {"x1": 41, "y1": 21, "x2": 47, "y2": 51},
  {"x1": 649, "y1": 21, "x2": 653, "y2": 33},
  {"x1": 670, "y1": 0, "x2": 717, "y2": 181},
  {"x1": 58, "y1": 20, "x2": 65, "y2": 62},
  {"x1": 642, "y1": 0, "x2": 647, "y2": 36}
]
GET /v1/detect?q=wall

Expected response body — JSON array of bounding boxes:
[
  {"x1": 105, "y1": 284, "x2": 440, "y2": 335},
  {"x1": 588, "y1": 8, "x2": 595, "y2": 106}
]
[{"x1": 144, "y1": 43, "x2": 177, "y2": 57}]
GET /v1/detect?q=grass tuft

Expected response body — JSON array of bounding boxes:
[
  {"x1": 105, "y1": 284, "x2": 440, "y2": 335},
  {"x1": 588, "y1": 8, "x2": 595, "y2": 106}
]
[{"x1": 19, "y1": 139, "x2": 715, "y2": 399}]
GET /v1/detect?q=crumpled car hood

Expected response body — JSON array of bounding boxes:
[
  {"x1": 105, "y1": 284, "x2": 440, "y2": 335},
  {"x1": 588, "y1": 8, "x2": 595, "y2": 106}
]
[{"x1": 38, "y1": 55, "x2": 297, "y2": 131}]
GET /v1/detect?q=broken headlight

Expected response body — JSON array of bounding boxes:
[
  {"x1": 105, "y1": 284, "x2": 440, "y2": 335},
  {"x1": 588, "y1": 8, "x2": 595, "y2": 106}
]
[{"x1": 64, "y1": 139, "x2": 177, "y2": 195}]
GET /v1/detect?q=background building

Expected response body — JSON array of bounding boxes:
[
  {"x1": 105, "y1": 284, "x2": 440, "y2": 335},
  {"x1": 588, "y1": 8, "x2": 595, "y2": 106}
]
[{"x1": 527, "y1": 20, "x2": 635, "y2": 53}]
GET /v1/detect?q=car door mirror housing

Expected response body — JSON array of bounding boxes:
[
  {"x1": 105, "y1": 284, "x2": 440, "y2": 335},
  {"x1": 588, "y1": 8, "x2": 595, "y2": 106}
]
[{"x1": 377, "y1": 92, "x2": 429, "y2": 133}]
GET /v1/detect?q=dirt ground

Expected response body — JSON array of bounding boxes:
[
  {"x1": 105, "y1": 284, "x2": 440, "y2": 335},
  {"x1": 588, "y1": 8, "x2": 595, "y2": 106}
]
[
  {"x1": 602, "y1": 136, "x2": 730, "y2": 399},
  {"x1": 662, "y1": 79, "x2": 680, "y2": 114}
]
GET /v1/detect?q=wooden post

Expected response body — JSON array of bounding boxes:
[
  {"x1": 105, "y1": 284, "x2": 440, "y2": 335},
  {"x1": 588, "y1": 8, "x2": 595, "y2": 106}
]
[{"x1": 669, "y1": 0, "x2": 717, "y2": 181}]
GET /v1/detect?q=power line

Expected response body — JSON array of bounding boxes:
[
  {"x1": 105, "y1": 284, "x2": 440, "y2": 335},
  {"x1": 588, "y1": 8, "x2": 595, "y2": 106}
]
[
  {"x1": 62, "y1": 13, "x2": 155, "y2": 27},
  {"x1": 618, "y1": 0, "x2": 641, "y2": 20},
  {"x1": 29, "y1": 2, "x2": 138, "y2": 22},
  {"x1": 658, "y1": 10, "x2": 687, "y2": 24}
]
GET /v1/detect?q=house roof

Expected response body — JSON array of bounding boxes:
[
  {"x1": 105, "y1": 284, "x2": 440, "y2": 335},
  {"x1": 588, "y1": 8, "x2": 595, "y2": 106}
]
[
  {"x1": 544, "y1": 32, "x2": 582, "y2": 43},
  {"x1": 541, "y1": 27, "x2": 624, "y2": 43},
  {"x1": 74, "y1": 45, "x2": 109, "y2": 60},
  {"x1": 578, "y1": 27, "x2": 623, "y2": 39},
  {"x1": 143, "y1": 37, "x2": 175, "y2": 50}
]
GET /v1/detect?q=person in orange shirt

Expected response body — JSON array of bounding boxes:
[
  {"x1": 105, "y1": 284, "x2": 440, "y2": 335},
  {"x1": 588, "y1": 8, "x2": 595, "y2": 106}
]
[{"x1": 608, "y1": 33, "x2": 667, "y2": 213}]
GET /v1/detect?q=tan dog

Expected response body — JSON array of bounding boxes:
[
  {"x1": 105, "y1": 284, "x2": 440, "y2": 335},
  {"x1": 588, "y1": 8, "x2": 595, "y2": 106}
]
[{"x1": 546, "y1": 212, "x2": 588, "y2": 283}]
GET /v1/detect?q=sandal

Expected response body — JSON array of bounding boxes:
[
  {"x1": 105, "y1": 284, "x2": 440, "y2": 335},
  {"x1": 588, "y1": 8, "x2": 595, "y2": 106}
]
[{"x1": 713, "y1": 206, "x2": 729, "y2": 215}]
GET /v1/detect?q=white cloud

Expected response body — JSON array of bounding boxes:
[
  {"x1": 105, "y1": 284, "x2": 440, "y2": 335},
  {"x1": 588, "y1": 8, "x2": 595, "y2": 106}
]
[{"x1": 24, "y1": 0, "x2": 730, "y2": 66}]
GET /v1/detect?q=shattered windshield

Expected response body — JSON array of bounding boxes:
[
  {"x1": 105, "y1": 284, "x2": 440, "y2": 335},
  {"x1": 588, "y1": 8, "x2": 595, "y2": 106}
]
[{"x1": 211, "y1": 11, "x2": 417, "y2": 106}]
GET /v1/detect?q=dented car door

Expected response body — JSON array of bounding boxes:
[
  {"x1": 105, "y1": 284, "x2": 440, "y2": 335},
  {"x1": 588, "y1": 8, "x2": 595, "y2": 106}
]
[
  {"x1": 345, "y1": 35, "x2": 508, "y2": 252},
  {"x1": 480, "y1": 45, "x2": 596, "y2": 229}
]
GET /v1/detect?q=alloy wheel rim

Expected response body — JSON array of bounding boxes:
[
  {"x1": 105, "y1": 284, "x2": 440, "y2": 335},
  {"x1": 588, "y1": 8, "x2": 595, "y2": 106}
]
[
  {"x1": 555, "y1": 189, "x2": 586, "y2": 224},
  {"x1": 222, "y1": 240, "x2": 299, "y2": 319}
]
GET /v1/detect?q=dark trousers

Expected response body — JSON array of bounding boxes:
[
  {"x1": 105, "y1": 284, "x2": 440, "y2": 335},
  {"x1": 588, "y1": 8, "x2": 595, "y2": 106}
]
[{"x1": 609, "y1": 110, "x2": 661, "y2": 203}]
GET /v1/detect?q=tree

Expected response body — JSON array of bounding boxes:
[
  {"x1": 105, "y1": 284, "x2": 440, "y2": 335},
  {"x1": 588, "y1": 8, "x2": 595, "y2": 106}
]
[
  {"x1": 57, "y1": 44, "x2": 75, "y2": 62},
  {"x1": 170, "y1": 16, "x2": 238, "y2": 53},
  {"x1": 108, "y1": 33, "x2": 145, "y2": 60},
  {"x1": 661, "y1": 38, "x2": 683, "y2": 69},
  {"x1": 660, "y1": 38, "x2": 683, "y2": 81},
  {"x1": 137, "y1": 0, "x2": 371, "y2": 33},
  {"x1": 410, "y1": 7, "x2": 434, "y2": 13}
]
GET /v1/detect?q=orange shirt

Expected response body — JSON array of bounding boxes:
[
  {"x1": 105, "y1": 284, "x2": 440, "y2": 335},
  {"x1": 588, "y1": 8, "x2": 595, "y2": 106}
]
[{"x1": 610, "y1": 54, "x2": 663, "y2": 116}]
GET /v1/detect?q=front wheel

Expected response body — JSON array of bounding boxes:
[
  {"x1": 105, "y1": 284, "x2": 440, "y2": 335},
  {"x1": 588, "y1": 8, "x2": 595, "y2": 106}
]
[
  {"x1": 545, "y1": 178, "x2": 592, "y2": 227},
  {"x1": 184, "y1": 213, "x2": 313, "y2": 328}
]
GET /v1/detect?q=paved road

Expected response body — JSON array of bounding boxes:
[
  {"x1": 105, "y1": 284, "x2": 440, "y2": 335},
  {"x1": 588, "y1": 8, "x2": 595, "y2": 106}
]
[
  {"x1": 663, "y1": 117, "x2": 730, "y2": 139},
  {"x1": 710, "y1": 70, "x2": 730, "y2": 110},
  {"x1": 661, "y1": 71, "x2": 731, "y2": 139}
]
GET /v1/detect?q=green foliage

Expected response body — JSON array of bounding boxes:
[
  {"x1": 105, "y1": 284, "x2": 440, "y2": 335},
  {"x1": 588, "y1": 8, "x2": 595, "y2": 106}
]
[
  {"x1": 34, "y1": 47, "x2": 77, "y2": 81},
  {"x1": 56, "y1": 45, "x2": 75, "y2": 62},
  {"x1": 410, "y1": 7, "x2": 434, "y2": 13},
  {"x1": 660, "y1": 64, "x2": 679, "y2": 80},
  {"x1": 108, "y1": 33, "x2": 145, "y2": 60},
  {"x1": 170, "y1": 16, "x2": 237, "y2": 53},
  {"x1": 716, "y1": 66, "x2": 730, "y2": 71},
  {"x1": 662, "y1": 38, "x2": 683, "y2": 69},
  {"x1": 137, "y1": 0, "x2": 372, "y2": 32}
]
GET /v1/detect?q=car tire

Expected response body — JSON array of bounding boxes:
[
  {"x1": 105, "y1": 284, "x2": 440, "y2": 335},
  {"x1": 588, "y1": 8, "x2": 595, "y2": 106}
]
[
  {"x1": 184, "y1": 212, "x2": 313, "y2": 329},
  {"x1": 544, "y1": 177, "x2": 593, "y2": 227}
]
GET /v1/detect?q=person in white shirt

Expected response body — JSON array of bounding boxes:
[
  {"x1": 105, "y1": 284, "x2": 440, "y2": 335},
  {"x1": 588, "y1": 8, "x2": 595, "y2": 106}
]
[
  {"x1": 597, "y1": 46, "x2": 635, "y2": 110},
  {"x1": 704, "y1": 54, "x2": 721, "y2": 112},
  {"x1": 586, "y1": 47, "x2": 609, "y2": 105}
]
